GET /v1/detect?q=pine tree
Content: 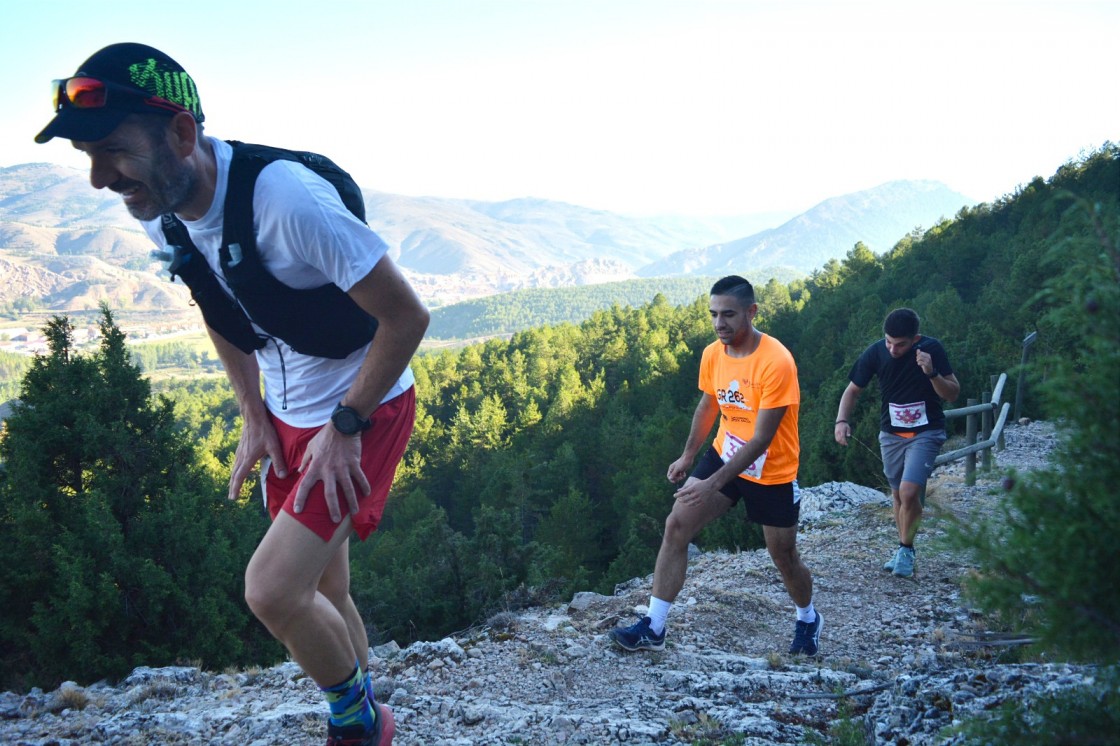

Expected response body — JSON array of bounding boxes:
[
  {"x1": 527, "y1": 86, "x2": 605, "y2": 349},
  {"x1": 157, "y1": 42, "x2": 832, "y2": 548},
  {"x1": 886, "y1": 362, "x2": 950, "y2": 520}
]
[
  {"x1": 953, "y1": 195, "x2": 1119, "y2": 662},
  {"x1": 0, "y1": 307, "x2": 277, "y2": 689}
]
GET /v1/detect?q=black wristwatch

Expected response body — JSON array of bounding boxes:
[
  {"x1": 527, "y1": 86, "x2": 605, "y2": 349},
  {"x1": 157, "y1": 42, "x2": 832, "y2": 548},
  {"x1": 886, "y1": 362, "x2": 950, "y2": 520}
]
[
  {"x1": 330, "y1": 404, "x2": 372, "y2": 435},
  {"x1": 927, "y1": 369, "x2": 940, "y2": 379}
]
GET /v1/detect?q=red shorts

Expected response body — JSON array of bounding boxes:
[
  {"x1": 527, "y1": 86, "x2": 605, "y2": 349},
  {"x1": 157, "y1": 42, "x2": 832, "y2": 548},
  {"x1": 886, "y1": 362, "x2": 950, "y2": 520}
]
[{"x1": 264, "y1": 386, "x2": 415, "y2": 542}]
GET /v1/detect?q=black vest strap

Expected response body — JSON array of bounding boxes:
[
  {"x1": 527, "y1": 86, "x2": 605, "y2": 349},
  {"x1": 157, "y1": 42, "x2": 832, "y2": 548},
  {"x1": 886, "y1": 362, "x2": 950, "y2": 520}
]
[
  {"x1": 158, "y1": 141, "x2": 378, "y2": 359},
  {"x1": 160, "y1": 214, "x2": 266, "y2": 353}
]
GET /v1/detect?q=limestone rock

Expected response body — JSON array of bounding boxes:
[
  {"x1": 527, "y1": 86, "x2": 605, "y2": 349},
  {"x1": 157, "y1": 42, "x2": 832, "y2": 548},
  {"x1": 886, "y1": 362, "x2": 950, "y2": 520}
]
[{"x1": 0, "y1": 421, "x2": 1092, "y2": 745}]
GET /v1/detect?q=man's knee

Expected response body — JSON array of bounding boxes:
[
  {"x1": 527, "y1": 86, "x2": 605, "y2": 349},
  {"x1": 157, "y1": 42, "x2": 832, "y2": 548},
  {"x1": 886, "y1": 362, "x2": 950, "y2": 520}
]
[
  {"x1": 244, "y1": 574, "x2": 277, "y2": 624},
  {"x1": 244, "y1": 567, "x2": 298, "y2": 629},
  {"x1": 770, "y1": 545, "x2": 801, "y2": 572},
  {"x1": 664, "y1": 507, "x2": 708, "y2": 548},
  {"x1": 764, "y1": 528, "x2": 800, "y2": 570},
  {"x1": 663, "y1": 512, "x2": 688, "y2": 545},
  {"x1": 899, "y1": 481, "x2": 924, "y2": 504}
]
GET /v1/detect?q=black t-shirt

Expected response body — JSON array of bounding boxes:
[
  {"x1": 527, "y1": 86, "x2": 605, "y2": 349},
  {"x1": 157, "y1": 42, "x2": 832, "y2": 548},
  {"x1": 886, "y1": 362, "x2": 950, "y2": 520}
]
[{"x1": 849, "y1": 336, "x2": 954, "y2": 433}]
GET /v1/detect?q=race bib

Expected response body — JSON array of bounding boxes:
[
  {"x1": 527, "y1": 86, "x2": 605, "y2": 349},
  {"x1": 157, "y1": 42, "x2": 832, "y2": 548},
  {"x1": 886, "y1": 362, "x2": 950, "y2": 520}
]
[
  {"x1": 721, "y1": 433, "x2": 768, "y2": 479},
  {"x1": 889, "y1": 400, "x2": 928, "y2": 428}
]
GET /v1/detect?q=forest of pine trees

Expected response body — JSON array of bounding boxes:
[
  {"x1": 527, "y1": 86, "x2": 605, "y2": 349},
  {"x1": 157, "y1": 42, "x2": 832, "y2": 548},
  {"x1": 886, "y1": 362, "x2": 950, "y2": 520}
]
[
  {"x1": 0, "y1": 144, "x2": 1115, "y2": 693},
  {"x1": 424, "y1": 275, "x2": 795, "y2": 339}
]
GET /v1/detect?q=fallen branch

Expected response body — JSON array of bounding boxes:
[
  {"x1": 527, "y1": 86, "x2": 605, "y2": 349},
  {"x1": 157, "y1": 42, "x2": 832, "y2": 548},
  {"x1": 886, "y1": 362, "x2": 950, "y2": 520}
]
[
  {"x1": 950, "y1": 633, "x2": 1036, "y2": 649},
  {"x1": 593, "y1": 614, "x2": 622, "y2": 630}
]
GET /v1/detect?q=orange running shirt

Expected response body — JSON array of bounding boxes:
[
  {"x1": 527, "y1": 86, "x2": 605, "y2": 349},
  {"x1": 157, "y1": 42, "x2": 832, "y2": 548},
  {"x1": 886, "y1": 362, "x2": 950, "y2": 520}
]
[{"x1": 698, "y1": 333, "x2": 800, "y2": 485}]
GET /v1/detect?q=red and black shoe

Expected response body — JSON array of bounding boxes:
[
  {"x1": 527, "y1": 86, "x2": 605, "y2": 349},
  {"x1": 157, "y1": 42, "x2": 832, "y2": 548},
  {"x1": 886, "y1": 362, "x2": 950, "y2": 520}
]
[{"x1": 325, "y1": 704, "x2": 395, "y2": 746}]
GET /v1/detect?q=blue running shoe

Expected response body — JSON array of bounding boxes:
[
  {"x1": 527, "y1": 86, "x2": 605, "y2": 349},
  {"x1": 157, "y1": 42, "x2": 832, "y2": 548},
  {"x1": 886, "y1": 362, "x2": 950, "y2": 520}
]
[
  {"x1": 789, "y1": 611, "x2": 823, "y2": 656},
  {"x1": 883, "y1": 547, "x2": 902, "y2": 572},
  {"x1": 892, "y1": 546, "x2": 916, "y2": 578},
  {"x1": 609, "y1": 616, "x2": 666, "y2": 652}
]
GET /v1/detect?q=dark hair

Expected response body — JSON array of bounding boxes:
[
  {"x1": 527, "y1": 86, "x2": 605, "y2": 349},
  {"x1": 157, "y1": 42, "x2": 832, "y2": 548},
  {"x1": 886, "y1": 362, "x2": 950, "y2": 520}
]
[
  {"x1": 883, "y1": 308, "x2": 920, "y2": 337},
  {"x1": 710, "y1": 275, "x2": 755, "y2": 307}
]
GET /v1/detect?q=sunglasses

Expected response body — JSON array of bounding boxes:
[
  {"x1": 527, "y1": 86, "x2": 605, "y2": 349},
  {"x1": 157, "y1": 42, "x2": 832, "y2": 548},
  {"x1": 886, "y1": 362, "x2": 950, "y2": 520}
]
[{"x1": 51, "y1": 76, "x2": 188, "y2": 115}]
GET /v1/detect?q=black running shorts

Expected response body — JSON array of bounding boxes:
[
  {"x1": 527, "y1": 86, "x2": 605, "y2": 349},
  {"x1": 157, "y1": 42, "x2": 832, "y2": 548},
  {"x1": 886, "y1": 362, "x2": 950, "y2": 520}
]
[{"x1": 691, "y1": 447, "x2": 801, "y2": 528}]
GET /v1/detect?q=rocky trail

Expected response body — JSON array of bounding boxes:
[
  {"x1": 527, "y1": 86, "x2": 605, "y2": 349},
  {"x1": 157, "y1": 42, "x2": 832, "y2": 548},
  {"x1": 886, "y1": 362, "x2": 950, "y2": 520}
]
[{"x1": 2, "y1": 421, "x2": 1097, "y2": 745}]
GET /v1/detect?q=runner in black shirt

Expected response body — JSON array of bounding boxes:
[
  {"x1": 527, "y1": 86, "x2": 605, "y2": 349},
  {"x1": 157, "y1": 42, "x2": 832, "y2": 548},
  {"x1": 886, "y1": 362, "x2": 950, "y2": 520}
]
[{"x1": 834, "y1": 309, "x2": 960, "y2": 578}]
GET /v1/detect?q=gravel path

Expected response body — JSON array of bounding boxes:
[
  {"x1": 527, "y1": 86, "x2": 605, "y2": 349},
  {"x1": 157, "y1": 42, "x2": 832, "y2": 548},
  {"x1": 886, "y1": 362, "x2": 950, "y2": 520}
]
[{"x1": 2, "y1": 421, "x2": 1084, "y2": 746}]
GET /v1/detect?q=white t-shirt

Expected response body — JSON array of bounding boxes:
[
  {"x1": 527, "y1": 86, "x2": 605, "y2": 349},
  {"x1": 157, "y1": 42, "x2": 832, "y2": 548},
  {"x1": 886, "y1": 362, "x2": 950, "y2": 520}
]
[{"x1": 143, "y1": 137, "x2": 414, "y2": 427}]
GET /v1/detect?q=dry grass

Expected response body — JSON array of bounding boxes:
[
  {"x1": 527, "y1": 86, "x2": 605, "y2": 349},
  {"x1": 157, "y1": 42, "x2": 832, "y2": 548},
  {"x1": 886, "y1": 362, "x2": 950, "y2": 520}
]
[
  {"x1": 128, "y1": 680, "x2": 180, "y2": 705},
  {"x1": 49, "y1": 685, "x2": 90, "y2": 713}
]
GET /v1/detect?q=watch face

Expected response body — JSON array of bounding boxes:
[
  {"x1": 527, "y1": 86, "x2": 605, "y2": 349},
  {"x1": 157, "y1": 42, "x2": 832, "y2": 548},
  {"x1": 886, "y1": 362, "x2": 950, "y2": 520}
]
[{"x1": 332, "y1": 407, "x2": 363, "y2": 435}]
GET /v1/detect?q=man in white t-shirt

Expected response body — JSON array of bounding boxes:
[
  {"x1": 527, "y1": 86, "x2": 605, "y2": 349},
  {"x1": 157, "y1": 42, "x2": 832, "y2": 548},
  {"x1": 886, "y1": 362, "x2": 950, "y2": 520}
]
[{"x1": 36, "y1": 43, "x2": 426, "y2": 746}]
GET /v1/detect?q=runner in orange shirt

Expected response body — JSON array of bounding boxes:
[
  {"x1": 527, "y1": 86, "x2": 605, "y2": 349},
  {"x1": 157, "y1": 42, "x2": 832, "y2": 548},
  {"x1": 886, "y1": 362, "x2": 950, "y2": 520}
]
[{"x1": 609, "y1": 276, "x2": 821, "y2": 656}]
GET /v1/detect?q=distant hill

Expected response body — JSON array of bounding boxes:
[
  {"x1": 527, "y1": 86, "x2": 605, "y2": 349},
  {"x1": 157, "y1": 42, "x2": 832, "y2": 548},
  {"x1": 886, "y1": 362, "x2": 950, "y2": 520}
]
[
  {"x1": 0, "y1": 164, "x2": 186, "y2": 315},
  {"x1": 427, "y1": 277, "x2": 717, "y2": 340},
  {"x1": 1, "y1": 163, "x2": 789, "y2": 312},
  {"x1": 0, "y1": 253, "x2": 189, "y2": 312},
  {"x1": 0, "y1": 163, "x2": 133, "y2": 228},
  {"x1": 0, "y1": 161, "x2": 974, "y2": 318},
  {"x1": 0, "y1": 222, "x2": 155, "y2": 267},
  {"x1": 640, "y1": 180, "x2": 974, "y2": 276},
  {"x1": 426, "y1": 271, "x2": 806, "y2": 340},
  {"x1": 364, "y1": 193, "x2": 768, "y2": 277}
]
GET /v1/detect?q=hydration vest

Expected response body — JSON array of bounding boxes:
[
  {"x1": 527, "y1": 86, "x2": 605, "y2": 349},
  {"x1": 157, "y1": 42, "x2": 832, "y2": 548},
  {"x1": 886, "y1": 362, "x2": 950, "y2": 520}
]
[{"x1": 158, "y1": 141, "x2": 378, "y2": 359}]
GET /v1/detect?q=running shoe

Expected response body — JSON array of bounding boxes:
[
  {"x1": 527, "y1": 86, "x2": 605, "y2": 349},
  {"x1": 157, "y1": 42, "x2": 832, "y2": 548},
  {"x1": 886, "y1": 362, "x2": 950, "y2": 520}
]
[
  {"x1": 788, "y1": 611, "x2": 823, "y2": 656},
  {"x1": 609, "y1": 616, "x2": 666, "y2": 652},
  {"x1": 892, "y1": 546, "x2": 916, "y2": 578},
  {"x1": 325, "y1": 703, "x2": 395, "y2": 746},
  {"x1": 883, "y1": 546, "x2": 902, "y2": 572}
]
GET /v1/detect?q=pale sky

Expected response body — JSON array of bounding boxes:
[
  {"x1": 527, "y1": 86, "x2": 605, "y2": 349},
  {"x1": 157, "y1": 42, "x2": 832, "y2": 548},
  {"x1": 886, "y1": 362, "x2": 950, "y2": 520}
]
[{"x1": 1, "y1": 0, "x2": 1116, "y2": 216}]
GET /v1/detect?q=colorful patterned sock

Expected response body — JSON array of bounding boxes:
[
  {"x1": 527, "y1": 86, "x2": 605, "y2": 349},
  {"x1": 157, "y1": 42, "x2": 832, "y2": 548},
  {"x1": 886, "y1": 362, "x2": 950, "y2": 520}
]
[
  {"x1": 321, "y1": 663, "x2": 375, "y2": 731},
  {"x1": 364, "y1": 668, "x2": 378, "y2": 707}
]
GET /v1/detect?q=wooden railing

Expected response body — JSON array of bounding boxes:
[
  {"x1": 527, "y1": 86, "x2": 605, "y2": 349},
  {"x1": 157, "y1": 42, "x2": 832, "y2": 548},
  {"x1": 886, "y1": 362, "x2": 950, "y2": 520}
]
[{"x1": 935, "y1": 372, "x2": 1011, "y2": 485}]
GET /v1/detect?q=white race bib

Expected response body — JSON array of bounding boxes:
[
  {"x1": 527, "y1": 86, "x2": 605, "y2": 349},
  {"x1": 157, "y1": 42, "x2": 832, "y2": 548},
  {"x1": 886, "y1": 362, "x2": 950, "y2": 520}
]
[
  {"x1": 889, "y1": 400, "x2": 928, "y2": 428},
  {"x1": 721, "y1": 433, "x2": 768, "y2": 479}
]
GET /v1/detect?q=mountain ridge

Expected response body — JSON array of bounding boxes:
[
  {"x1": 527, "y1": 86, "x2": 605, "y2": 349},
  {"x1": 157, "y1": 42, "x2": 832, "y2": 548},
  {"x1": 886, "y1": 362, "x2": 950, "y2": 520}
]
[
  {"x1": 641, "y1": 179, "x2": 972, "y2": 276},
  {"x1": 1, "y1": 162, "x2": 974, "y2": 318}
]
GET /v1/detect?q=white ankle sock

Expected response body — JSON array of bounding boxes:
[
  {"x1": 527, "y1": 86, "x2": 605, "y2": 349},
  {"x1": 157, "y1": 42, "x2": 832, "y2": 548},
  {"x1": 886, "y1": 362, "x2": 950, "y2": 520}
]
[
  {"x1": 796, "y1": 602, "x2": 816, "y2": 623},
  {"x1": 647, "y1": 596, "x2": 672, "y2": 634}
]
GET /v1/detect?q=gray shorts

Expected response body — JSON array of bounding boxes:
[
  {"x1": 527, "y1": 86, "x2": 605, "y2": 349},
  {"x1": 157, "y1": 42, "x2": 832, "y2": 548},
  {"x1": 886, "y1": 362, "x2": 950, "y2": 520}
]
[{"x1": 879, "y1": 429, "x2": 948, "y2": 490}]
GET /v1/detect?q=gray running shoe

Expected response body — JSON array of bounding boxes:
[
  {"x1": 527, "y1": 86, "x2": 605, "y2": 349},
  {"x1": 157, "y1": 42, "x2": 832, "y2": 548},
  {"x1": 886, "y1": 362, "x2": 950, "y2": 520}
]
[{"x1": 892, "y1": 546, "x2": 916, "y2": 578}]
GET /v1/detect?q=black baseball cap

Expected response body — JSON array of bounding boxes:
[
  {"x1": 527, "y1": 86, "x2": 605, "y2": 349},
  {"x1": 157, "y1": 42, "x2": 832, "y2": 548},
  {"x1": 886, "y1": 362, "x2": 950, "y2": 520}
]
[{"x1": 35, "y1": 42, "x2": 204, "y2": 144}]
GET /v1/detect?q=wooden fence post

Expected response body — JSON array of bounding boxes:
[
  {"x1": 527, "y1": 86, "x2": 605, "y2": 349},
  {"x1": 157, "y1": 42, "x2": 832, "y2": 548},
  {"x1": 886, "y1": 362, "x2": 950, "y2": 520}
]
[
  {"x1": 982, "y1": 388, "x2": 993, "y2": 472},
  {"x1": 966, "y1": 397, "x2": 978, "y2": 486},
  {"x1": 992, "y1": 374, "x2": 1005, "y2": 451}
]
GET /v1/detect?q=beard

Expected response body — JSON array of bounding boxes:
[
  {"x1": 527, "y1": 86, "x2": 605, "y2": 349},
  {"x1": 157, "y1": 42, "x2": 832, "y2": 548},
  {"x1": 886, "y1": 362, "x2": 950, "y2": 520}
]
[{"x1": 120, "y1": 140, "x2": 198, "y2": 221}]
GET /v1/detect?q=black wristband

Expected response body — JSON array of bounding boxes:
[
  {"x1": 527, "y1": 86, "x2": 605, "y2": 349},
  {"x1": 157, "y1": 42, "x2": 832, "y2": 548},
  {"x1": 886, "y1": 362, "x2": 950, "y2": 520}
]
[
  {"x1": 835, "y1": 419, "x2": 848, "y2": 424},
  {"x1": 927, "y1": 369, "x2": 939, "y2": 379}
]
